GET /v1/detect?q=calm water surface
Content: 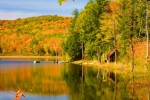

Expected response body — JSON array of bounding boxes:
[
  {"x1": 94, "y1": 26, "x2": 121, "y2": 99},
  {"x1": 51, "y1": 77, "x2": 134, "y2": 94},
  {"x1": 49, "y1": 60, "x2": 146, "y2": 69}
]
[{"x1": 0, "y1": 58, "x2": 150, "y2": 100}]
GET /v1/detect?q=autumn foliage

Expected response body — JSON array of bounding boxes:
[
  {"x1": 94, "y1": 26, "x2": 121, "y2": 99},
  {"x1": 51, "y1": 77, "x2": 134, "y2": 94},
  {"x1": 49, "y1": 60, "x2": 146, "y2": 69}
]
[{"x1": 0, "y1": 15, "x2": 71, "y2": 56}]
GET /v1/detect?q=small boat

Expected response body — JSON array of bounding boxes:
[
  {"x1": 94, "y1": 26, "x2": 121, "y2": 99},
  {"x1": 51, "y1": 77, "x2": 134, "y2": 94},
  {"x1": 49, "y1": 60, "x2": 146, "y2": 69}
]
[
  {"x1": 53, "y1": 60, "x2": 58, "y2": 63},
  {"x1": 33, "y1": 61, "x2": 40, "y2": 63}
]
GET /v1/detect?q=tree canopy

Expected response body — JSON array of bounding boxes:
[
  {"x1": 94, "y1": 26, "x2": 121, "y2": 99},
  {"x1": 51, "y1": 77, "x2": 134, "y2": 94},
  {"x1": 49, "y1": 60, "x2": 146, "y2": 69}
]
[
  {"x1": 62, "y1": 0, "x2": 150, "y2": 68},
  {"x1": 0, "y1": 15, "x2": 70, "y2": 56}
]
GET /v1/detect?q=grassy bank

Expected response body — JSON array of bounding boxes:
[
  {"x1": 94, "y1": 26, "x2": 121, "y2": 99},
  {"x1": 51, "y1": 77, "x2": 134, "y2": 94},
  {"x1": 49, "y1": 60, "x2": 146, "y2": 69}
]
[
  {"x1": 71, "y1": 41, "x2": 150, "y2": 74},
  {"x1": 72, "y1": 59, "x2": 149, "y2": 74}
]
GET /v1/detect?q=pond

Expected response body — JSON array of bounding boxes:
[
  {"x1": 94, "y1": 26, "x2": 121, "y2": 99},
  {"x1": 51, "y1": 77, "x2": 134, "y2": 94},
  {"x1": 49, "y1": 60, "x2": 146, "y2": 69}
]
[{"x1": 0, "y1": 58, "x2": 150, "y2": 100}]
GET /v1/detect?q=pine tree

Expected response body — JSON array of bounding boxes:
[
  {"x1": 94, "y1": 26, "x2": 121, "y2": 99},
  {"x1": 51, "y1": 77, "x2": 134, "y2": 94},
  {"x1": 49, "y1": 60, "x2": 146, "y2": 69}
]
[{"x1": 62, "y1": 9, "x2": 82, "y2": 61}]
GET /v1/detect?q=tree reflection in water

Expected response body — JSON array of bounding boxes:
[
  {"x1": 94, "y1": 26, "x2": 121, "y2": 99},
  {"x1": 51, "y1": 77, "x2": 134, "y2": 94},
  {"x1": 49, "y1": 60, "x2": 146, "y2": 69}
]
[
  {"x1": 62, "y1": 64, "x2": 130, "y2": 100},
  {"x1": 0, "y1": 63, "x2": 68, "y2": 96},
  {"x1": 1, "y1": 62, "x2": 150, "y2": 99}
]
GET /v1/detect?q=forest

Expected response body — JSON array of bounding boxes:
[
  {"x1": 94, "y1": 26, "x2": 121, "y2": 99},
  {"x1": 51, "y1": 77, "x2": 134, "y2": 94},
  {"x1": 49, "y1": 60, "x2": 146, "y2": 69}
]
[
  {"x1": 0, "y1": 0, "x2": 150, "y2": 68},
  {"x1": 62, "y1": 0, "x2": 150, "y2": 68},
  {"x1": 0, "y1": 15, "x2": 70, "y2": 56}
]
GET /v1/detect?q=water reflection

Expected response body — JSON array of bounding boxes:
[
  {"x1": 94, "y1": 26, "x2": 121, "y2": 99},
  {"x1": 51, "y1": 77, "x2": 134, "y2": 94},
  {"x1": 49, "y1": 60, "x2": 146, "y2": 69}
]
[
  {"x1": 0, "y1": 61, "x2": 68, "y2": 97},
  {"x1": 62, "y1": 64, "x2": 131, "y2": 100},
  {"x1": 1, "y1": 59, "x2": 150, "y2": 100},
  {"x1": 64, "y1": 64, "x2": 150, "y2": 100}
]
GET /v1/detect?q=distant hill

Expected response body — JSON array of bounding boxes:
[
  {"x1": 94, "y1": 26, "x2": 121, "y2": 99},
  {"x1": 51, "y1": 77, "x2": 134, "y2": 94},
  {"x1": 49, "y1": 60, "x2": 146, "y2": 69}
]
[{"x1": 0, "y1": 15, "x2": 71, "y2": 56}]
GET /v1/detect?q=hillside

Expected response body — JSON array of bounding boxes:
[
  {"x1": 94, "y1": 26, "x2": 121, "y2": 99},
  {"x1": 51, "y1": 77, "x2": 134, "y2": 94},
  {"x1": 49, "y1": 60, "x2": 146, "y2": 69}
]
[{"x1": 0, "y1": 15, "x2": 71, "y2": 56}]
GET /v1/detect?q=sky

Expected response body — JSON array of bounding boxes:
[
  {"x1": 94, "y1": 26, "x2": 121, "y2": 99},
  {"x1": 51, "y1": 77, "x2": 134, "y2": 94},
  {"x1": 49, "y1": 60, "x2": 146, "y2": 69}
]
[{"x1": 0, "y1": 0, "x2": 89, "y2": 20}]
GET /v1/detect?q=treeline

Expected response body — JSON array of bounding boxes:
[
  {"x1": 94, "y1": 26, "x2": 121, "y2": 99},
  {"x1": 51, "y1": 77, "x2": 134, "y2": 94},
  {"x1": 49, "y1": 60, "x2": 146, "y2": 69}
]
[
  {"x1": 62, "y1": 0, "x2": 150, "y2": 65},
  {"x1": 0, "y1": 15, "x2": 70, "y2": 56}
]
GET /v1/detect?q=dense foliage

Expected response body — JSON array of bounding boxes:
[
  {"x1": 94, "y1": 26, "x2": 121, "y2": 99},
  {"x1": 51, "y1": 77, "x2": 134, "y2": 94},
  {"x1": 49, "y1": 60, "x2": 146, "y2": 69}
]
[
  {"x1": 62, "y1": 9, "x2": 82, "y2": 61},
  {"x1": 0, "y1": 15, "x2": 70, "y2": 56},
  {"x1": 62, "y1": 0, "x2": 150, "y2": 64}
]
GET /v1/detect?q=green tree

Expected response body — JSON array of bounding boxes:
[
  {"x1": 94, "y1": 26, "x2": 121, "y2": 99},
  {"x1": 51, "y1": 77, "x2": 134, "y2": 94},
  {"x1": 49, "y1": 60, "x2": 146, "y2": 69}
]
[
  {"x1": 58, "y1": 0, "x2": 65, "y2": 5},
  {"x1": 63, "y1": 33, "x2": 82, "y2": 61},
  {"x1": 75, "y1": 1, "x2": 98, "y2": 59},
  {"x1": 75, "y1": 0, "x2": 108, "y2": 63},
  {"x1": 30, "y1": 38, "x2": 39, "y2": 55},
  {"x1": 97, "y1": 1, "x2": 121, "y2": 64},
  {"x1": 119, "y1": 0, "x2": 147, "y2": 70},
  {"x1": 62, "y1": 9, "x2": 82, "y2": 61},
  {"x1": 58, "y1": 0, "x2": 74, "y2": 5}
]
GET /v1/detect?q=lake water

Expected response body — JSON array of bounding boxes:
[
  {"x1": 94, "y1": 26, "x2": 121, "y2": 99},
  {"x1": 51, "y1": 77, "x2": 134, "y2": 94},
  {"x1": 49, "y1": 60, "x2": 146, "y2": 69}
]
[{"x1": 0, "y1": 58, "x2": 150, "y2": 100}]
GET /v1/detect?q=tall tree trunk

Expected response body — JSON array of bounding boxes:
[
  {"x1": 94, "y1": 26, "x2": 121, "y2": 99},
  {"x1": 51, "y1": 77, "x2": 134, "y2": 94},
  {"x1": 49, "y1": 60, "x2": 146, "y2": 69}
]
[
  {"x1": 131, "y1": 0, "x2": 135, "y2": 71},
  {"x1": 131, "y1": 44, "x2": 134, "y2": 71},
  {"x1": 146, "y1": 0, "x2": 149, "y2": 60},
  {"x1": 82, "y1": 42, "x2": 84, "y2": 62},
  {"x1": 131, "y1": 72, "x2": 135, "y2": 99},
  {"x1": 97, "y1": 50, "x2": 101, "y2": 66},
  {"x1": 81, "y1": 42, "x2": 84, "y2": 83},
  {"x1": 114, "y1": 19, "x2": 117, "y2": 65}
]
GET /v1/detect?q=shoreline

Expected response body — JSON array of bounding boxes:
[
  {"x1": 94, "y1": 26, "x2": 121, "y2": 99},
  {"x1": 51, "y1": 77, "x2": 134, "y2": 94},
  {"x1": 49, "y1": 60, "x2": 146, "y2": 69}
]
[
  {"x1": 0, "y1": 56, "x2": 62, "y2": 59},
  {"x1": 72, "y1": 60, "x2": 148, "y2": 74},
  {"x1": 0, "y1": 56, "x2": 148, "y2": 73}
]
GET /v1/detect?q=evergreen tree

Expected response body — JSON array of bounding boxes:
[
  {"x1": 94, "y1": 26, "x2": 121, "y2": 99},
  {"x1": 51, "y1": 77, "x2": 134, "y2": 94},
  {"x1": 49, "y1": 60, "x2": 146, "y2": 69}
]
[
  {"x1": 62, "y1": 33, "x2": 82, "y2": 61},
  {"x1": 62, "y1": 9, "x2": 82, "y2": 61},
  {"x1": 75, "y1": 0, "x2": 109, "y2": 64}
]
